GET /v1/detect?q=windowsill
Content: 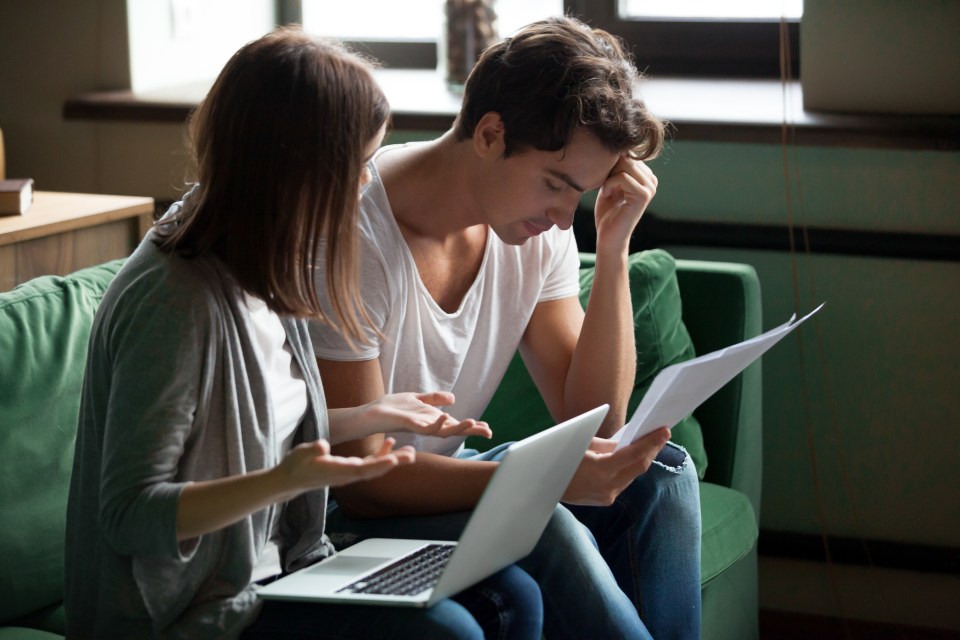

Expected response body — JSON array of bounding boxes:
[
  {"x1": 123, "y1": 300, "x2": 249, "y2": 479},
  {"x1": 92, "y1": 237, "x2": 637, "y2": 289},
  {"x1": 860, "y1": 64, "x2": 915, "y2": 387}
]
[{"x1": 63, "y1": 69, "x2": 960, "y2": 151}]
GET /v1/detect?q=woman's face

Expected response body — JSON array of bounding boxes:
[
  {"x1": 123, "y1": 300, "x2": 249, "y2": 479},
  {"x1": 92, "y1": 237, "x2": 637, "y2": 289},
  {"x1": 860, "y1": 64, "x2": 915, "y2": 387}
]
[{"x1": 359, "y1": 124, "x2": 388, "y2": 200}]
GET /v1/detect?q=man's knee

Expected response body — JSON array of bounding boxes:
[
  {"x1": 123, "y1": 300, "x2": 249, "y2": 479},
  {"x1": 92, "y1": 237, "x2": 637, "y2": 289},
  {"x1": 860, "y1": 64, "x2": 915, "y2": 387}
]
[{"x1": 538, "y1": 504, "x2": 600, "y2": 553}]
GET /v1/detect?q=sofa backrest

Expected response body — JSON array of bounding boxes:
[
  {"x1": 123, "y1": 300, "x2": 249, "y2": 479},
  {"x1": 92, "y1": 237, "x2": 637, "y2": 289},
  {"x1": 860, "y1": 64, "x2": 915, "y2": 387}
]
[
  {"x1": 675, "y1": 259, "x2": 763, "y2": 519},
  {"x1": 0, "y1": 260, "x2": 123, "y2": 624}
]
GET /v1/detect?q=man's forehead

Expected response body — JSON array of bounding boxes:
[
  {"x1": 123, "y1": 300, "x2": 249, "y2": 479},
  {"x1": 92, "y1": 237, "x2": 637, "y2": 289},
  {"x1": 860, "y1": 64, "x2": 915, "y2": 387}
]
[{"x1": 545, "y1": 147, "x2": 619, "y2": 192}]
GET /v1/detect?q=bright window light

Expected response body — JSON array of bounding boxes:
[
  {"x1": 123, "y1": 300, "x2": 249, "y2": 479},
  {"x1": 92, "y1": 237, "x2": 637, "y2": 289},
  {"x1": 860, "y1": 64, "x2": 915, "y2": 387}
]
[
  {"x1": 301, "y1": 0, "x2": 564, "y2": 41},
  {"x1": 619, "y1": 0, "x2": 803, "y2": 20}
]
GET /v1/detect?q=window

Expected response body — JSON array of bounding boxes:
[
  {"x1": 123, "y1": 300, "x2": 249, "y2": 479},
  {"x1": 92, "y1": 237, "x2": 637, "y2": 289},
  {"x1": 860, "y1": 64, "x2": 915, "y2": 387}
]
[
  {"x1": 567, "y1": 0, "x2": 801, "y2": 77},
  {"x1": 127, "y1": 0, "x2": 276, "y2": 93},
  {"x1": 618, "y1": 0, "x2": 802, "y2": 20},
  {"x1": 289, "y1": 1, "x2": 800, "y2": 77},
  {"x1": 297, "y1": 0, "x2": 564, "y2": 68}
]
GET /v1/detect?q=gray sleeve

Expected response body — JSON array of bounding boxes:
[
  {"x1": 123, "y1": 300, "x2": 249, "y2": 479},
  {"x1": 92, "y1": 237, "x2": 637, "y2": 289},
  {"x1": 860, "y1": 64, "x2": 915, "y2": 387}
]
[{"x1": 95, "y1": 268, "x2": 216, "y2": 559}]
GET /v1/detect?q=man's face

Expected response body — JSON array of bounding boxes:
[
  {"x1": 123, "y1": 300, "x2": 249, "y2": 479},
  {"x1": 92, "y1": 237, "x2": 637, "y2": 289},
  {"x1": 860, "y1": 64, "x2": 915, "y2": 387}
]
[{"x1": 480, "y1": 128, "x2": 620, "y2": 246}]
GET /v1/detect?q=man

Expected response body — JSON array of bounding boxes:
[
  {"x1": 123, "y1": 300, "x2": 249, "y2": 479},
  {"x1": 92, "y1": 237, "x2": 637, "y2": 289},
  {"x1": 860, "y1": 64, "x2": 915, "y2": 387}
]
[{"x1": 310, "y1": 16, "x2": 701, "y2": 639}]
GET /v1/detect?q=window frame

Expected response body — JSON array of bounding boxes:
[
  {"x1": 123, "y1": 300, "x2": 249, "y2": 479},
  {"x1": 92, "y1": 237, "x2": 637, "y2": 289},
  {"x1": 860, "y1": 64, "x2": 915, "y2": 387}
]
[
  {"x1": 279, "y1": 1, "x2": 800, "y2": 77},
  {"x1": 564, "y1": 0, "x2": 799, "y2": 78}
]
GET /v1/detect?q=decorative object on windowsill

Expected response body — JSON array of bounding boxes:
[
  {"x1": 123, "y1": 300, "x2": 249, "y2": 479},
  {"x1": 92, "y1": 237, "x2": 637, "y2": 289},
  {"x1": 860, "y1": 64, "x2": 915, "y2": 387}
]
[
  {"x1": 0, "y1": 178, "x2": 33, "y2": 216},
  {"x1": 440, "y1": 0, "x2": 498, "y2": 93}
]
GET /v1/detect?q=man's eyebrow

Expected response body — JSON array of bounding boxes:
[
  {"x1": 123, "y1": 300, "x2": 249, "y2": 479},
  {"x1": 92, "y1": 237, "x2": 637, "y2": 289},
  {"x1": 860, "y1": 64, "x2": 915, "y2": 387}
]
[{"x1": 546, "y1": 168, "x2": 587, "y2": 193}]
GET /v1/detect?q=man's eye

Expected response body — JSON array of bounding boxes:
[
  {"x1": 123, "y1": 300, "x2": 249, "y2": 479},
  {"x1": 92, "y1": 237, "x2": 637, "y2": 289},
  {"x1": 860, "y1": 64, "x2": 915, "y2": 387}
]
[{"x1": 545, "y1": 180, "x2": 563, "y2": 193}]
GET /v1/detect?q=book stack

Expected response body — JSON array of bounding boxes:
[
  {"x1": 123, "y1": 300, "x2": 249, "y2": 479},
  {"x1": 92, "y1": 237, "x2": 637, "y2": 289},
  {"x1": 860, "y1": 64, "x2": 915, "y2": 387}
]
[{"x1": 0, "y1": 178, "x2": 34, "y2": 215}]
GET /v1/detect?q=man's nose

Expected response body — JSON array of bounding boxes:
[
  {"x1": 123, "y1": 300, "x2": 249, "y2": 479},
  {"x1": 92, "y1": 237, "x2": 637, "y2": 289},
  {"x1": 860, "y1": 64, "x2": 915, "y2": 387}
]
[{"x1": 546, "y1": 205, "x2": 576, "y2": 231}]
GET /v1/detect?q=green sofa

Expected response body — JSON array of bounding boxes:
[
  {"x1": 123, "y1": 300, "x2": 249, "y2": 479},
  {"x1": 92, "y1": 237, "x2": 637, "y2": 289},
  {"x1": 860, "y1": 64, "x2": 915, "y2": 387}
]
[{"x1": 0, "y1": 251, "x2": 761, "y2": 639}]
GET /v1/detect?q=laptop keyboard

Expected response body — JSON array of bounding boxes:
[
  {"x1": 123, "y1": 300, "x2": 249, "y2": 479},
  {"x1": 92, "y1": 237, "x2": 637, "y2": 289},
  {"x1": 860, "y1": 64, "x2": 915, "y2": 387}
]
[{"x1": 336, "y1": 543, "x2": 456, "y2": 596}]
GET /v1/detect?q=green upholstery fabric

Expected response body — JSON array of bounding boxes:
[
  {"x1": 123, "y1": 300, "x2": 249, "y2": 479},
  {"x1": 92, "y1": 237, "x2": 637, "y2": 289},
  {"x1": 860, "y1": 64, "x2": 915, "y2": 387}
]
[
  {"x1": 699, "y1": 482, "x2": 759, "y2": 584},
  {"x1": 0, "y1": 260, "x2": 124, "y2": 629},
  {"x1": 701, "y1": 544, "x2": 759, "y2": 640},
  {"x1": 0, "y1": 628, "x2": 64, "y2": 640},
  {"x1": 4, "y1": 606, "x2": 64, "y2": 640},
  {"x1": 676, "y1": 260, "x2": 763, "y2": 517},
  {"x1": 479, "y1": 249, "x2": 708, "y2": 478},
  {"x1": 676, "y1": 258, "x2": 762, "y2": 640}
]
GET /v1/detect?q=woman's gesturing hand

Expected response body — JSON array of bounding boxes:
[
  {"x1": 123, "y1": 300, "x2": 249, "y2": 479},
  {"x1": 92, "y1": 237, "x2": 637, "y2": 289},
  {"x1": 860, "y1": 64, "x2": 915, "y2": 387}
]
[
  {"x1": 279, "y1": 437, "x2": 416, "y2": 493},
  {"x1": 329, "y1": 391, "x2": 492, "y2": 444}
]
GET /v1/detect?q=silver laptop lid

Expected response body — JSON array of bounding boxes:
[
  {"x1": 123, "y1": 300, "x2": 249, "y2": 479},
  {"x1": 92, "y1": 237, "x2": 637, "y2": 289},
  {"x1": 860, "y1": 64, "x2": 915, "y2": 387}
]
[{"x1": 428, "y1": 404, "x2": 608, "y2": 604}]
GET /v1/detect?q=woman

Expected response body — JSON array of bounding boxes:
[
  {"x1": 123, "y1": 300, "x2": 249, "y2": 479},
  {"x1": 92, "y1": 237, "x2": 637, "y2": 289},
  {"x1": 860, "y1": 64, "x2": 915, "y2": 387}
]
[{"x1": 64, "y1": 27, "x2": 542, "y2": 639}]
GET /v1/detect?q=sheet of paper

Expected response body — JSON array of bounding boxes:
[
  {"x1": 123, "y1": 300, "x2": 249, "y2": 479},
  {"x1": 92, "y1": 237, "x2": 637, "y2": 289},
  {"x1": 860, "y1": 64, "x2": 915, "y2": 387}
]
[{"x1": 613, "y1": 303, "x2": 824, "y2": 449}]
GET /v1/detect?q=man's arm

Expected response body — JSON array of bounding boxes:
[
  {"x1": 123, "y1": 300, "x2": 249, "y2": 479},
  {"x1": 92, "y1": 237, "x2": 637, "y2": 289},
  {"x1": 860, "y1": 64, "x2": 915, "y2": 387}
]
[
  {"x1": 520, "y1": 279, "x2": 633, "y2": 439},
  {"x1": 521, "y1": 157, "x2": 657, "y2": 438},
  {"x1": 317, "y1": 357, "x2": 496, "y2": 518}
]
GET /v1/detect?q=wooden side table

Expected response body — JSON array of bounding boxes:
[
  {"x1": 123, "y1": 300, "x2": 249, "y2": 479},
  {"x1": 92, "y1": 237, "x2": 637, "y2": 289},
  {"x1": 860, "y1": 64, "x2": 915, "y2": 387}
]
[{"x1": 0, "y1": 191, "x2": 155, "y2": 291}]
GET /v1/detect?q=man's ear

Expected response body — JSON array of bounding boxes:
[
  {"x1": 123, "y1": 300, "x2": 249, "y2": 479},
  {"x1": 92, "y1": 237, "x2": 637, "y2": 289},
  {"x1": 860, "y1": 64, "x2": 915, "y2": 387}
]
[{"x1": 472, "y1": 112, "x2": 506, "y2": 158}]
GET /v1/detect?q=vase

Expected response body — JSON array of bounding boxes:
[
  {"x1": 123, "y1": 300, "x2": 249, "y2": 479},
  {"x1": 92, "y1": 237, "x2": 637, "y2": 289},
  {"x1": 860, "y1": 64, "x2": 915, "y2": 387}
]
[{"x1": 440, "y1": 0, "x2": 498, "y2": 93}]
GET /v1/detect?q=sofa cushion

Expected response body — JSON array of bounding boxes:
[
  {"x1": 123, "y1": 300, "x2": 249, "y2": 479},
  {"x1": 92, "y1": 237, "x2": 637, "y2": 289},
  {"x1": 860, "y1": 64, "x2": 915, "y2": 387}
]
[
  {"x1": 479, "y1": 250, "x2": 707, "y2": 478},
  {"x1": 0, "y1": 628, "x2": 64, "y2": 640},
  {"x1": 699, "y1": 481, "x2": 758, "y2": 584},
  {"x1": 0, "y1": 260, "x2": 123, "y2": 624}
]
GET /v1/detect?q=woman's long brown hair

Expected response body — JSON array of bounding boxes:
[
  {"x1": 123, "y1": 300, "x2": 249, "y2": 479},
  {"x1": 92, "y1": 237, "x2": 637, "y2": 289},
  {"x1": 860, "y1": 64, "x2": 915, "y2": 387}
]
[{"x1": 156, "y1": 27, "x2": 389, "y2": 343}]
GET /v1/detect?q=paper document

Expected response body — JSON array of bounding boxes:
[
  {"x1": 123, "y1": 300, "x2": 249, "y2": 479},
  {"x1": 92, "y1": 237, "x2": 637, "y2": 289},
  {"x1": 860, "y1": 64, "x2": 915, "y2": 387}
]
[{"x1": 613, "y1": 303, "x2": 825, "y2": 449}]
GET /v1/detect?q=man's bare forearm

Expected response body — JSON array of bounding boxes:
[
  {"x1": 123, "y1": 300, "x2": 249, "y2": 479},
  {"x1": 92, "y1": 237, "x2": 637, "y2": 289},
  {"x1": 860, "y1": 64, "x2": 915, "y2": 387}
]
[
  {"x1": 331, "y1": 450, "x2": 496, "y2": 518},
  {"x1": 566, "y1": 251, "x2": 636, "y2": 437}
]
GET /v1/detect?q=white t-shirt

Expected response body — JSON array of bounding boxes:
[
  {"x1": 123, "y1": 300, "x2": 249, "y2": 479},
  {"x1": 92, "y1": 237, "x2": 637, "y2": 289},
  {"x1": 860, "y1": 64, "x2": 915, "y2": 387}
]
[
  {"x1": 242, "y1": 292, "x2": 308, "y2": 447},
  {"x1": 241, "y1": 292, "x2": 307, "y2": 582},
  {"x1": 309, "y1": 144, "x2": 581, "y2": 456}
]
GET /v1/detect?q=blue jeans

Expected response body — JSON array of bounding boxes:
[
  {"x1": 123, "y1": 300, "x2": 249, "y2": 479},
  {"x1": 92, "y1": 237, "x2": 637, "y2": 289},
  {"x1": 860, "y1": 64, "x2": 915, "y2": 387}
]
[
  {"x1": 241, "y1": 564, "x2": 542, "y2": 640},
  {"x1": 566, "y1": 442, "x2": 703, "y2": 640},
  {"x1": 326, "y1": 441, "x2": 701, "y2": 639}
]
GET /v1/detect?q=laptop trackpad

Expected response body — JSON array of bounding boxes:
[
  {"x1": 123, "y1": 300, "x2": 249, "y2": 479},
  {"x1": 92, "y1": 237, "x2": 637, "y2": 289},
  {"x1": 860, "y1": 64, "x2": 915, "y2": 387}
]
[{"x1": 304, "y1": 555, "x2": 392, "y2": 576}]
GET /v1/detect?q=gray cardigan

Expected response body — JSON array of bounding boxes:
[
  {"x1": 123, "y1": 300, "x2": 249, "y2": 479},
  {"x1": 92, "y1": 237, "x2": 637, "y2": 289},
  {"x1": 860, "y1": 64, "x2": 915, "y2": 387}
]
[{"x1": 65, "y1": 229, "x2": 333, "y2": 639}]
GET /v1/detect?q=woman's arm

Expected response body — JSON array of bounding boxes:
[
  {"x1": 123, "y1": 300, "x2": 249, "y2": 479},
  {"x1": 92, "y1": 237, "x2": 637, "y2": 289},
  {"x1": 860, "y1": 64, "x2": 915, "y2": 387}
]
[
  {"x1": 326, "y1": 391, "x2": 492, "y2": 445},
  {"x1": 176, "y1": 438, "x2": 413, "y2": 541}
]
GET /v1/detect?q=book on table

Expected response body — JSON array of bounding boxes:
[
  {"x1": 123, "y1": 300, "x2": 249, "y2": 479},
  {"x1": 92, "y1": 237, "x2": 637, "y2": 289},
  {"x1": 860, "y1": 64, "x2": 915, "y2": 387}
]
[{"x1": 0, "y1": 178, "x2": 34, "y2": 215}]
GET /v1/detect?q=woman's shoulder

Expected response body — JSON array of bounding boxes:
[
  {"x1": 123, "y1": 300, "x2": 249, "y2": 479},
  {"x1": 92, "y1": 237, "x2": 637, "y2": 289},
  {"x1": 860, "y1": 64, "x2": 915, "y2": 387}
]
[{"x1": 105, "y1": 237, "x2": 235, "y2": 333}]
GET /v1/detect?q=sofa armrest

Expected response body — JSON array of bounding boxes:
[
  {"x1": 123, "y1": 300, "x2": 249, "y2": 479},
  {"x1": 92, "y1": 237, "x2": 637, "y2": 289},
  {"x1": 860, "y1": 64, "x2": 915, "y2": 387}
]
[{"x1": 675, "y1": 260, "x2": 763, "y2": 523}]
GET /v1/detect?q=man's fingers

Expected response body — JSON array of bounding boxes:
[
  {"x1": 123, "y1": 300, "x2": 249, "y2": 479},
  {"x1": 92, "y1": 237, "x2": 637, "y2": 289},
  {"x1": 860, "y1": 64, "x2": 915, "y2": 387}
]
[
  {"x1": 602, "y1": 170, "x2": 654, "y2": 205},
  {"x1": 641, "y1": 426, "x2": 671, "y2": 446},
  {"x1": 612, "y1": 156, "x2": 657, "y2": 187},
  {"x1": 614, "y1": 427, "x2": 670, "y2": 467},
  {"x1": 588, "y1": 437, "x2": 618, "y2": 454},
  {"x1": 600, "y1": 157, "x2": 657, "y2": 208}
]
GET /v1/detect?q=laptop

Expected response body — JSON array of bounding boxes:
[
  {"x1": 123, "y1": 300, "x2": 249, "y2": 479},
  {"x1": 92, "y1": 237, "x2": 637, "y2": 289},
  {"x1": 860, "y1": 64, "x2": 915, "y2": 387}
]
[{"x1": 256, "y1": 404, "x2": 608, "y2": 608}]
